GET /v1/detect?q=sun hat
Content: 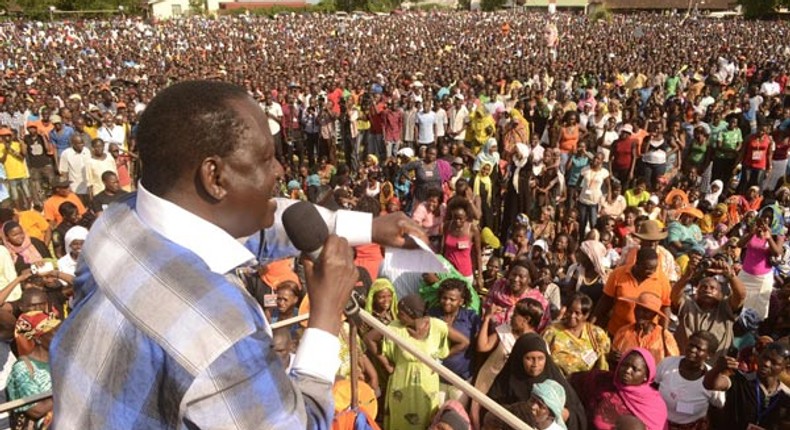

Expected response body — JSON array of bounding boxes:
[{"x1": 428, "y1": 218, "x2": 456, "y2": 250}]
[
  {"x1": 632, "y1": 220, "x2": 668, "y2": 241},
  {"x1": 619, "y1": 291, "x2": 666, "y2": 320},
  {"x1": 676, "y1": 207, "x2": 704, "y2": 219}
]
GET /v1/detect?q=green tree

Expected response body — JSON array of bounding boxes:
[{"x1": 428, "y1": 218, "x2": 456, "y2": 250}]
[
  {"x1": 479, "y1": 0, "x2": 504, "y2": 11},
  {"x1": 738, "y1": 0, "x2": 790, "y2": 19}
]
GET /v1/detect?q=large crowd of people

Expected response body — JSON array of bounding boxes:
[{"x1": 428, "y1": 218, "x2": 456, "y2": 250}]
[{"x1": 0, "y1": 8, "x2": 788, "y2": 430}]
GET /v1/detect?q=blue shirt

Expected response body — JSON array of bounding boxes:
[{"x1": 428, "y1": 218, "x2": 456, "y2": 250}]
[
  {"x1": 427, "y1": 307, "x2": 480, "y2": 380},
  {"x1": 49, "y1": 126, "x2": 75, "y2": 155}
]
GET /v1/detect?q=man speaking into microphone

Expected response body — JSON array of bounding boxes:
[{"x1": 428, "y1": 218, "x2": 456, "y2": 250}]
[{"x1": 50, "y1": 81, "x2": 426, "y2": 429}]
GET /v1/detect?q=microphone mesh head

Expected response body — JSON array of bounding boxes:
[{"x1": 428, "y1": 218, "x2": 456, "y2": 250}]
[{"x1": 282, "y1": 201, "x2": 329, "y2": 253}]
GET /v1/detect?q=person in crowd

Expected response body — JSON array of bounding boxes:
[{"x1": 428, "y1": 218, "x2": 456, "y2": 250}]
[
  {"x1": 666, "y1": 207, "x2": 704, "y2": 257},
  {"x1": 655, "y1": 331, "x2": 725, "y2": 430},
  {"x1": 56, "y1": 226, "x2": 88, "y2": 277},
  {"x1": 366, "y1": 278, "x2": 398, "y2": 326},
  {"x1": 483, "y1": 380, "x2": 569, "y2": 430},
  {"x1": 487, "y1": 333, "x2": 587, "y2": 430},
  {"x1": 737, "y1": 204, "x2": 785, "y2": 320},
  {"x1": 593, "y1": 247, "x2": 671, "y2": 336},
  {"x1": 611, "y1": 292, "x2": 679, "y2": 365},
  {"x1": 705, "y1": 342, "x2": 790, "y2": 429},
  {"x1": 543, "y1": 292, "x2": 611, "y2": 375},
  {"x1": 428, "y1": 278, "x2": 479, "y2": 400},
  {"x1": 84, "y1": 138, "x2": 117, "y2": 198},
  {"x1": 484, "y1": 261, "x2": 549, "y2": 330},
  {"x1": 565, "y1": 240, "x2": 610, "y2": 305},
  {"x1": 572, "y1": 348, "x2": 667, "y2": 430},
  {"x1": 412, "y1": 187, "x2": 447, "y2": 251},
  {"x1": 671, "y1": 258, "x2": 745, "y2": 361},
  {"x1": 2, "y1": 221, "x2": 51, "y2": 273},
  {"x1": 472, "y1": 298, "x2": 543, "y2": 430},
  {"x1": 401, "y1": 146, "x2": 444, "y2": 206},
  {"x1": 442, "y1": 197, "x2": 482, "y2": 286},
  {"x1": 7, "y1": 311, "x2": 59, "y2": 430}
]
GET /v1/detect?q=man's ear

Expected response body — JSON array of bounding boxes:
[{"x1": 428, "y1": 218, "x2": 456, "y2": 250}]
[{"x1": 197, "y1": 156, "x2": 227, "y2": 201}]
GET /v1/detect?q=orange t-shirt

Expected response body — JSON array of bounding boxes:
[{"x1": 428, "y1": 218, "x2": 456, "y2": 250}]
[
  {"x1": 43, "y1": 193, "x2": 87, "y2": 225},
  {"x1": 558, "y1": 126, "x2": 580, "y2": 154},
  {"x1": 602, "y1": 264, "x2": 671, "y2": 335}
]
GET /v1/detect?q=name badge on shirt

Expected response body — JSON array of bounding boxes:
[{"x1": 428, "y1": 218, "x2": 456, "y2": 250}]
[
  {"x1": 264, "y1": 294, "x2": 277, "y2": 308},
  {"x1": 425, "y1": 170, "x2": 434, "y2": 178},
  {"x1": 676, "y1": 401, "x2": 696, "y2": 415},
  {"x1": 752, "y1": 150, "x2": 765, "y2": 161},
  {"x1": 582, "y1": 350, "x2": 598, "y2": 367},
  {"x1": 457, "y1": 241, "x2": 470, "y2": 250}
]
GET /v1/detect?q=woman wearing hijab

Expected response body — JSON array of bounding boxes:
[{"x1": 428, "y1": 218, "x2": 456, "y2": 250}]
[
  {"x1": 571, "y1": 348, "x2": 667, "y2": 430},
  {"x1": 565, "y1": 240, "x2": 609, "y2": 306},
  {"x1": 486, "y1": 333, "x2": 587, "y2": 430},
  {"x1": 473, "y1": 138, "x2": 501, "y2": 173},
  {"x1": 2, "y1": 221, "x2": 51, "y2": 273},
  {"x1": 56, "y1": 226, "x2": 88, "y2": 276},
  {"x1": 501, "y1": 143, "x2": 532, "y2": 243},
  {"x1": 467, "y1": 107, "x2": 496, "y2": 155},
  {"x1": 430, "y1": 400, "x2": 471, "y2": 430},
  {"x1": 502, "y1": 109, "x2": 530, "y2": 162},
  {"x1": 473, "y1": 162, "x2": 498, "y2": 232},
  {"x1": 703, "y1": 180, "x2": 724, "y2": 208}
]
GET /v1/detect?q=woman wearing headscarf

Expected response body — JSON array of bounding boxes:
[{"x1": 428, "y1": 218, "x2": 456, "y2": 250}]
[
  {"x1": 736, "y1": 204, "x2": 785, "y2": 320},
  {"x1": 2, "y1": 221, "x2": 51, "y2": 273},
  {"x1": 473, "y1": 138, "x2": 500, "y2": 173},
  {"x1": 366, "y1": 278, "x2": 398, "y2": 326},
  {"x1": 703, "y1": 180, "x2": 724, "y2": 208},
  {"x1": 502, "y1": 109, "x2": 530, "y2": 162},
  {"x1": 501, "y1": 143, "x2": 532, "y2": 242},
  {"x1": 7, "y1": 311, "x2": 60, "y2": 430},
  {"x1": 486, "y1": 334, "x2": 587, "y2": 430},
  {"x1": 571, "y1": 348, "x2": 667, "y2": 430},
  {"x1": 699, "y1": 203, "x2": 729, "y2": 235},
  {"x1": 565, "y1": 240, "x2": 610, "y2": 305},
  {"x1": 466, "y1": 106, "x2": 496, "y2": 155},
  {"x1": 473, "y1": 162, "x2": 498, "y2": 232},
  {"x1": 430, "y1": 400, "x2": 471, "y2": 430},
  {"x1": 56, "y1": 226, "x2": 88, "y2": 277}
]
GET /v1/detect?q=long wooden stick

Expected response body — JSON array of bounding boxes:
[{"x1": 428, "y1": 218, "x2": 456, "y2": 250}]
[{"x1": 355, "y1": 309, "x2": 531, "y2": 430}]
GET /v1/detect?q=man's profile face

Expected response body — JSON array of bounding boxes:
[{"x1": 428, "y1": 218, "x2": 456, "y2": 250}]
[{"x1": 214, "y1": 98, "x2": 283, "y2": 236}]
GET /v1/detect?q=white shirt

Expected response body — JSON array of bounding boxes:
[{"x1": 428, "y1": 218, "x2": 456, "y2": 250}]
[
  {"x1": 135, "y1": 185, "x2": 371, "y2": 383},
  {"x1": 434, "y1": 108, "x2": 447, "y2": 138},
  {"x1": 655, "y1": 356, "x2": 725, "y2": 424},
  {"x1": 451, "y1": 105, "x2": 469, "y2": 140},
  {"x1": 263, "y1": 102, "x2": 283, "y2": 135},
  {"x1": 57, "y1": 253, "x2": 78, "y2": 276},
  {"x1": 97, "y1": 124, "x2": 127, "y2": 151},
  {"x1": 59, "y1": 147, "x2": 91, "y2": 194},
  {"x1": 761, "y1": 80, "x2": 780, "y2": 97},
  {"x1": 416, "y1": 110, "x2": 437, "y2": 144}
]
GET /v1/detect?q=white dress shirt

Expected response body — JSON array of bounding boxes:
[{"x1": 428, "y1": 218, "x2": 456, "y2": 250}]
[{"x1": 135, "y1": 184, "x2": 372, "y2": 383}]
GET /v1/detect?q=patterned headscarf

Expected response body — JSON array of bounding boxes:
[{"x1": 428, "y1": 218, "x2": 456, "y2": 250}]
[{"x1": 15, "y1": 311, "x2": 61, "y2": 356}]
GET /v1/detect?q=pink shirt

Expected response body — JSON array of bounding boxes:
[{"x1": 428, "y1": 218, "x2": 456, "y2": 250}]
[
  {"x1": 742, "y1": 235, "x2": 773, "y2": 276},
  {"x1": 444, "y1": 233, "x2": 473, "y2": 276},
  {"x1": 411, "y1": 202, "x2": 445, "y2": 237}
]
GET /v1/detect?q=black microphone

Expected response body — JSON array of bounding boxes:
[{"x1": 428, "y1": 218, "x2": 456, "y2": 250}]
[{"x1": 282, "y1": 201, "x2": 329, "y2": 261}]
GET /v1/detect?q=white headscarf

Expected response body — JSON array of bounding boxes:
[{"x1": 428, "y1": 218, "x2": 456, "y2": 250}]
[
  {"x1": 512, "y1": 143, "x2": 530, "y2": 194},
  {"x1": 473, "y1": 137, "x2": 501, "y2": 172},
  {"x1": 64, "y1": 226, "x2": 89, "y2": 253},
  {"x1": 705, "y1": 180, "x2": 724, "y2": 207}
]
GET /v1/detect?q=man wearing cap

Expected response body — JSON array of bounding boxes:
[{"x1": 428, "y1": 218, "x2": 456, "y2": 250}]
[
  {"x1": 611, "y1": 291, "x2": 679, "y2": 364},
  {"x1": 594, "y1": 247, "x2": 672, "y2": 336},
  {"x1": 618, "y1": 219, "x2": 681, "y2": 282},
  {"x1": 43, "y1": 176, "x2": 87, "y2": 227},
  {"x1": 48, "y1": 115, "x2": 74, "y2": 157}
]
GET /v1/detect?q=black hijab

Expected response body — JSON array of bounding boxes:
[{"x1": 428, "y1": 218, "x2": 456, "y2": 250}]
[{"x1": 487, "y1": 333, "x2": 587, "y2": 430}]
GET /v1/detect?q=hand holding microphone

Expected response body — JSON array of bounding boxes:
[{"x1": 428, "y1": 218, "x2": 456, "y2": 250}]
[{"x1": 283, "y1": 202, "x2": 358, "y2": 335}]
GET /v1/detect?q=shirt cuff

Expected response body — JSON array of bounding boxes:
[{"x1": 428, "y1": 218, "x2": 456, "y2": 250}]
[
  {"x1": 334, "y1": 210, "x2": 372, "y2": 246},
  {"x1": 291, "y1": 328, "x2": 341, "y2": 383}
]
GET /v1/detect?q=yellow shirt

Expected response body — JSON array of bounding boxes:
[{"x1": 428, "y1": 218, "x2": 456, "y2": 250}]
[
  {"x1": 0, "y1": 141, "x2": 29, "y2": 180},
  {"x1": 83, "y1": 126, "x2": 99, "y2": 140},
  {"x1": 18, "y1": 210, "x2": 49, "y2": 242}
]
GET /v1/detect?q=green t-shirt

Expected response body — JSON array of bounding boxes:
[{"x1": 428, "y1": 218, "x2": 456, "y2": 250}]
[{"x1": 718, "y1": 128, "x2": 743, "y2": 158}]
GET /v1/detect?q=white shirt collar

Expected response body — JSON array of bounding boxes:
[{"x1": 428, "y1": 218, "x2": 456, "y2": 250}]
[{"x1": 136, "y1": 184, "x2": 255, "y2": 275}]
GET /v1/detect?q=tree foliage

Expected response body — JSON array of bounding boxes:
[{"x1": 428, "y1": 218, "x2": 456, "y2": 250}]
[
  {"x1": 738, "y1": 0, "x2": 790, "y2": 19},
  {"x1": 1, "y1": 0, "x2": 141, "y2": 13},
  {"x1": 479, "y1": 0, "x2": 504, "y2": 11}
]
